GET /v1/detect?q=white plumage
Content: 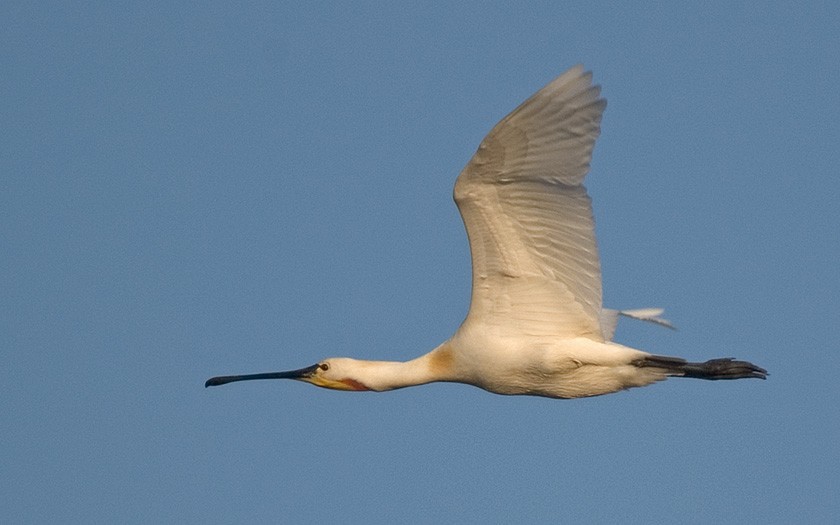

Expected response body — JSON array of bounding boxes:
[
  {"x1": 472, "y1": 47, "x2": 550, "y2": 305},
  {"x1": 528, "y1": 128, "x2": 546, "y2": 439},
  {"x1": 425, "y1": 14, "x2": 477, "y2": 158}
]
[{"x1": 206, "y1": 65, "x2": 765, "y2": 398}]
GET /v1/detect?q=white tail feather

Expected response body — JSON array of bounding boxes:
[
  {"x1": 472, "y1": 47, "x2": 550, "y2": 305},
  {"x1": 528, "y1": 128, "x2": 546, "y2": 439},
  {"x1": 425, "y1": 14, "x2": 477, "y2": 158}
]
[
  {"x1": 600, "y1": 308, "x2": 675, "y2": 340},
  {"x1": 618, "y1": 308, "x2": 675, "y2": 329}
]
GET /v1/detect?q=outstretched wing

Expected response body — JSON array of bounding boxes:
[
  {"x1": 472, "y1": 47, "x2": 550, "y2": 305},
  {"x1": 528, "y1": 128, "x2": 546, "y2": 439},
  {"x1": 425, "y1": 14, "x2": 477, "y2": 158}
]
[{"x1": 454, "y1": 65, "x2": 608, "y2": 340}]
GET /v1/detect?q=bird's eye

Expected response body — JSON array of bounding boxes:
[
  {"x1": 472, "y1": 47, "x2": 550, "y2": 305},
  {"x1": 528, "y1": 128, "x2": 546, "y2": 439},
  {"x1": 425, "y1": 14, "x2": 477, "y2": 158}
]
[{"x1": 319, "y1": 363, "x2": 329, "y2": 371}]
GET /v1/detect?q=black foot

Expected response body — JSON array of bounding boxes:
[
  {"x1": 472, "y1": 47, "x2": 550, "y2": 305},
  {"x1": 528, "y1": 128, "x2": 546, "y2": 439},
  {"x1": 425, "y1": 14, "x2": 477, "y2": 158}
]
[{"x1": 635, "y1": 355, "x2": 767, "y2": 380}]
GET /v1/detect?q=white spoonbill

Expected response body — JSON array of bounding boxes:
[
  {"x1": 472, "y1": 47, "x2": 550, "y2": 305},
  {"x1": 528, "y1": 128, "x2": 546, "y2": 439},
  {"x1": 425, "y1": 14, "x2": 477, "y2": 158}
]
[{"x1": 206, "y1": 65, "x2": 766, "y2": 398}]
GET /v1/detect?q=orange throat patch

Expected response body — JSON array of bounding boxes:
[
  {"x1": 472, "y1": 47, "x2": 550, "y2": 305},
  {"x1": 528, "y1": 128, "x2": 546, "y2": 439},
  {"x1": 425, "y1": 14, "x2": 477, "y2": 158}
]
[{"x1": 340, "y1": 378, "x2": 370, "y2": 391}]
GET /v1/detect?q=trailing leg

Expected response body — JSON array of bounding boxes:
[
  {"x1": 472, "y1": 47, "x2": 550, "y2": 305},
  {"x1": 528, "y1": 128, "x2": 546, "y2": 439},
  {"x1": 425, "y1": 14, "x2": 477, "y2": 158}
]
[{"x1": 634, "y1": 355, "x2": 767, "y2": 380}]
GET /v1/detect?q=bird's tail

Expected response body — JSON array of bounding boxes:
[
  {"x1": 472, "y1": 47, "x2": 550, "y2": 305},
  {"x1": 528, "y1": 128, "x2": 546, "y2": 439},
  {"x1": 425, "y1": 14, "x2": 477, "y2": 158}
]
[
  {"x1": 634, "y1": 355, "x2": 767, "y2": 380},
  {"x1": 600, "y1": 308, "x2": 675, "y2": 341}
]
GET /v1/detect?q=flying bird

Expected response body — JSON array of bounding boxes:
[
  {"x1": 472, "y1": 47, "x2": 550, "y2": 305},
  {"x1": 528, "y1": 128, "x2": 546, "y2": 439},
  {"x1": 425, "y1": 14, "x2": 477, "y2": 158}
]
[{"x1": 206, "y1": 65, "x2": 766, "y2": 398}]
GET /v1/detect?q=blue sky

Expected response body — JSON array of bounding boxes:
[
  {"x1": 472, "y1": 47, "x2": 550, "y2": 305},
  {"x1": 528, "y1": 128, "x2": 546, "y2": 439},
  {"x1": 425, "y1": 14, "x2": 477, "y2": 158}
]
[{"x1": 3, "y1": 2, "x2": 838, "y2": 523}]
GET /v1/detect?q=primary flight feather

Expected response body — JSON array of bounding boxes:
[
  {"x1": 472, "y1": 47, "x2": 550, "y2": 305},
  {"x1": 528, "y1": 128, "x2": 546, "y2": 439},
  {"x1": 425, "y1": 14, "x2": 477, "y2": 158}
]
[{"x1": 206, "y1": 65, "x2": 765, "y2": 398}]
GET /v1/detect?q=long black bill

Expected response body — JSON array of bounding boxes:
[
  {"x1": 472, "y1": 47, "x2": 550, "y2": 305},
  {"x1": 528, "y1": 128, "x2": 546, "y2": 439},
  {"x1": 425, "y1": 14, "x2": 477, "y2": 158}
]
[{"x1": 205, "y1": 364, "x2": 320, "y2": 388}]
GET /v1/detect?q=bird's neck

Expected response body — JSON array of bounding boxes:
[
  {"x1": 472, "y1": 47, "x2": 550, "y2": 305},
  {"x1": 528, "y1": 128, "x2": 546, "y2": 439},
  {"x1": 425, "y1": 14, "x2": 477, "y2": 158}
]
[{"x1": 350, "y1": 342, "x2": 456, "y2": 391}]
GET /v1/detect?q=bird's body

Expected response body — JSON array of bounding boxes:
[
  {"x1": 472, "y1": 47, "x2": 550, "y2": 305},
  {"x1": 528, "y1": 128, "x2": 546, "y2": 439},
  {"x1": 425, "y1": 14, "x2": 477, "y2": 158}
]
[{"x1": 206, "y1": 65, "x2": 765, "y2": 398}]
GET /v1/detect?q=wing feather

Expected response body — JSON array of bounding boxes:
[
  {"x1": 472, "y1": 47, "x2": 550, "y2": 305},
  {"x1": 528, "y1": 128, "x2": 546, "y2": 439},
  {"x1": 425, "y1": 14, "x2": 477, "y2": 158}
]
[{"x1": 454, "y1": 66, "x2": 608, "y2": 339}]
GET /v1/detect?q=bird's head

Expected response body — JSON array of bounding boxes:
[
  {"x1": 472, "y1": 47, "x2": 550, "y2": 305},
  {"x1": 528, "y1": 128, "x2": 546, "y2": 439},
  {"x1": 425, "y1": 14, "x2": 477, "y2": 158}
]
[
  {"x1": 299, "y1": 358, "x2": 372, "y2": 391},
  {"x1": 205, "y1": 357, "x2": 371, "y2": 391}
]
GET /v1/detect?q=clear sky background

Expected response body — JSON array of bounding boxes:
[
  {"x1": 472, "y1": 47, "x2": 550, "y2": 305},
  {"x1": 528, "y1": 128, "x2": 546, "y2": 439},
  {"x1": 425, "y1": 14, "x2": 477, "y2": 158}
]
[{"x1": 3, "y1": 2, "x2": 838, "y2": 523}]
